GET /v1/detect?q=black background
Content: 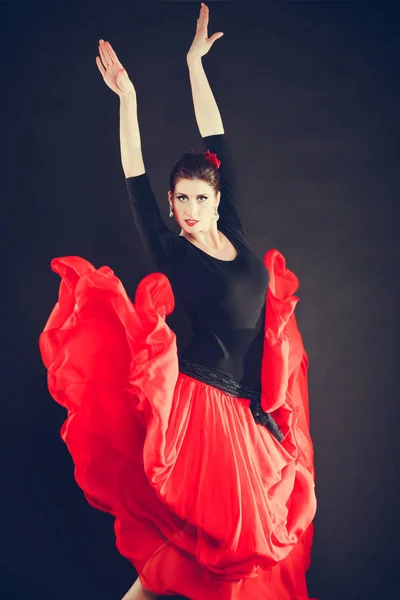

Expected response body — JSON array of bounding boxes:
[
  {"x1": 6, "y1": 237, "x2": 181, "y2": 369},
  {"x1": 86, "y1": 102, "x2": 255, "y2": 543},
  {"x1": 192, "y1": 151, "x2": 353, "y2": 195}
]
[{"x1": 2, "y1": 1, "x2": 400, "y2": 599}]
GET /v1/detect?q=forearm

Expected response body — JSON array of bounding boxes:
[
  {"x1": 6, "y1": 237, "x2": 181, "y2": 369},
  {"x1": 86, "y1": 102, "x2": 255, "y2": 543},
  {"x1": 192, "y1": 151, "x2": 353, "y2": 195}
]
[
  {"x1": 119, "y1": 92, "x2": 145, "y2": 178},
  {"x1": 187, "y1": 56, "x2": 224, "y2": 138}
]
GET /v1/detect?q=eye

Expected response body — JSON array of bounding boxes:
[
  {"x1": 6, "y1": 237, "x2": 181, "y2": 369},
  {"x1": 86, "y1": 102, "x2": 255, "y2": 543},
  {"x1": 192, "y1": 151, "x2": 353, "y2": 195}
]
[{"x1": 177, "y1": 195, "x2": 208, "y2": 202}]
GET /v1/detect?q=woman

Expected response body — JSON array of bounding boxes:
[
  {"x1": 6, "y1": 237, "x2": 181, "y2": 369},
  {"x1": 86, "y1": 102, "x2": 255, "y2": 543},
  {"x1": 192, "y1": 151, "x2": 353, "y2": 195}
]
[{"x1": 39, "y1": 4, "x2": 318, "y2": 599}]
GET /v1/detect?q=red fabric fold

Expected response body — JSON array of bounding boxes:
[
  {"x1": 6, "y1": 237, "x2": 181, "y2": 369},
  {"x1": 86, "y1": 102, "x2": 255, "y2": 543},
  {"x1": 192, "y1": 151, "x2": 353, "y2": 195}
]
[{"x1": 39, "y1": 248, "x2": 318, "y2": 599}]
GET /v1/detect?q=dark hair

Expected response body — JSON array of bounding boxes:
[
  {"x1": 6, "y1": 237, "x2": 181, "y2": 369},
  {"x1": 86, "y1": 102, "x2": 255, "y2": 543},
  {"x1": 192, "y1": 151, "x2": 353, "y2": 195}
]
[{"x1": 169, "y1": 148, "x2": 220, "y2": 196}]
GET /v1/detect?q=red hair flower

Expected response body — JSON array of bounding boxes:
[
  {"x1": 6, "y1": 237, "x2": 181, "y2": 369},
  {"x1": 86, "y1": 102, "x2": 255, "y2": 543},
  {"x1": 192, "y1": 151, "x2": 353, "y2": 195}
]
[{"x1": 203, "y1": 150, "x2": 221, "y2": 169}]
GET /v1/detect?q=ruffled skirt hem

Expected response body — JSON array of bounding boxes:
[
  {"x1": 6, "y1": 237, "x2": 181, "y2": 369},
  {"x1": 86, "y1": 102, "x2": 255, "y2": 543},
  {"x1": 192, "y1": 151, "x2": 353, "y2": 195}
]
[{"x1": 39, "y1": 250, "x2": 318, "y2": 599}]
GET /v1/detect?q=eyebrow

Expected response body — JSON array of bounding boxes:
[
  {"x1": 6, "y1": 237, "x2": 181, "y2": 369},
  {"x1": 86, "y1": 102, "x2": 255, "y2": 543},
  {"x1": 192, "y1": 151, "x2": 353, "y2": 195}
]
[{"x1": 176, "y1": 193, "x2": 209, "y2": 197}]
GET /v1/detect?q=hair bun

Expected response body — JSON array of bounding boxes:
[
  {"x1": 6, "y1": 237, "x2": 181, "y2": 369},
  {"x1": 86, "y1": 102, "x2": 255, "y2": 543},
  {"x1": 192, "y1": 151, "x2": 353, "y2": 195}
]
[{"x1": 203, "y1": 150, "x2": 221, "y2": 169}]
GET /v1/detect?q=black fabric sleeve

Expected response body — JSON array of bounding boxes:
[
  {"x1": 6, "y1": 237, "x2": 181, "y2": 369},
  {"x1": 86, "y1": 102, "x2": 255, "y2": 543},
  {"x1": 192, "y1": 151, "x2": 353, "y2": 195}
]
[
  {"x1": 125, "y1": 174, "x2": 182, "y2": 270},
  {"x1": 202, "y1": 133, "x2": 247, "y2": 237}
]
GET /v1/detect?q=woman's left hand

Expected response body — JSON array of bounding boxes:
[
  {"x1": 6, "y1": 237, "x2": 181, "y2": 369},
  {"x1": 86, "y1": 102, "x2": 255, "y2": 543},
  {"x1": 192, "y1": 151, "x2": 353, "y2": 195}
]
[{"x1": 187, "y1": 3, "x2": 224, "y2": 62}]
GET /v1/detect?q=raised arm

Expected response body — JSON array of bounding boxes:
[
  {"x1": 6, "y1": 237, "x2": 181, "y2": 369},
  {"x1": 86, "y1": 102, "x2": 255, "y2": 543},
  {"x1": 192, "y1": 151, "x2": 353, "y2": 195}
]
[
  {"x1": 96, "y1": 39, "x2": 144, "y2": 177},
  {"x1": 119, "y1": 91, "x2": 174, "y2": 267},
  {"x1": 186, "y1": 4, "x2": 246, "y2": 236},
  {"x1": 96, "y1": 39, "x2": 178, "y2": 270},
  {"x1": 186, "y1": 3, "x2": 224, "y2": 137},
  {"x1": 119, "y1": 92, "x2": 145, "y2": 178}
]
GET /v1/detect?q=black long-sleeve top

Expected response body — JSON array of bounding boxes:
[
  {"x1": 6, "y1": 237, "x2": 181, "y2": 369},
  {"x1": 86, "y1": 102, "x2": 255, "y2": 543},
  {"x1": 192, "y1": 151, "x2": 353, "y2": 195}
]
[{"x1": 125, "y1": 134, "x2": 269, "y2": 392}]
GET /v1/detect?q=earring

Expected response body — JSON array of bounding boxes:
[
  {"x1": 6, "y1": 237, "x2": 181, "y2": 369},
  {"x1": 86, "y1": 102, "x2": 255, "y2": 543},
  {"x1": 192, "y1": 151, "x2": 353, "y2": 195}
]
[
  {"x1": 169, "y1": 204, "x2": 174, "y2": 218},
  {"x1": 214, "y1": 207, "x2": 219, "y2": 221}
]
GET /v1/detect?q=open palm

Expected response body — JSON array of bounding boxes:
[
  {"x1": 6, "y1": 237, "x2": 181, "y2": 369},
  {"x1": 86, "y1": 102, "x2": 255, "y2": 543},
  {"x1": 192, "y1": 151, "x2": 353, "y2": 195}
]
[{"x1": 96, "y1": 40, "x2": 136, "y2": 97}]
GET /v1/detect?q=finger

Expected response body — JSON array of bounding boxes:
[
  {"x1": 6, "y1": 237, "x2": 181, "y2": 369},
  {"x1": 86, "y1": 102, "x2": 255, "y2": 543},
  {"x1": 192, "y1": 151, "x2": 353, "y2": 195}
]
[
  {"x1": 200, "y1": 4, "x2": 208, "y2": 31},
  {"x1": 105, "y1": 41, "x2": 120, "y2": 65},
  {"x1": 209, "y1": 32, "x2": 224, "y2": 45},
  {"x1": 98, "y1": 39, "x2": 110, "y2": 68},
  {"x1": 203, "y1": 3, "x2": 209, "y2": 26},
  {"x1": 95, "y1": 56, "x2": 106, "y2": 78},
  {"x1": 102, "y1": 41, "x2": 115, "y2": 65},
  {"x1": 196, "y1": 3, "x2": 203, "y2": 25}
]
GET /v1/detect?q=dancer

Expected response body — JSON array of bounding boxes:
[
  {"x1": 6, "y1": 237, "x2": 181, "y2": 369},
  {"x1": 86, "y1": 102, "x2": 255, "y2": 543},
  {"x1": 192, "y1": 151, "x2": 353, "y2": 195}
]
[{"x1": 39, "y1": 3, "x2": 318, "y2": 599}]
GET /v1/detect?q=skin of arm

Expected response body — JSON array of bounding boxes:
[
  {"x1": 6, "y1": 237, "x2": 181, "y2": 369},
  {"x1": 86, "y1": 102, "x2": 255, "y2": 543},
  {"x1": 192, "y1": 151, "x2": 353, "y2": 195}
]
[
  {"x1": 187, "y1": 55, "x2": 224, "y2": 138},
  {"x1": 120, "y1": 92, "x2": 146, "y2": 178},
  {"x1": 186, "y1": 3, "x2": 225, "y2": 137},
  {"x1": 118, "y1": 2, "x2": 224, "y2": 177},
  {"x1": 120, "y1": 56, "x2": 223, "y2": 179}
]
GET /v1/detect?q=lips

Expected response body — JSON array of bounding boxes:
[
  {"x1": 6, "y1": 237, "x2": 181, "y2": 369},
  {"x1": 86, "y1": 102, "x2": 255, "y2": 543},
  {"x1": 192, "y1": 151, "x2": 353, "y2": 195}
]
[{"x1": 185, "y1": 220, "x2": 199, "y2": 225}]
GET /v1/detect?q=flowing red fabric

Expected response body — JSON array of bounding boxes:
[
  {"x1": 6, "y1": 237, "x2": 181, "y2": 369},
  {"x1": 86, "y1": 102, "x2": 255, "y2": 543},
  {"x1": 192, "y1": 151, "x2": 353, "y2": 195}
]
[{"x1": 39, "y1": 248, "x2": 318, "y2": 600}]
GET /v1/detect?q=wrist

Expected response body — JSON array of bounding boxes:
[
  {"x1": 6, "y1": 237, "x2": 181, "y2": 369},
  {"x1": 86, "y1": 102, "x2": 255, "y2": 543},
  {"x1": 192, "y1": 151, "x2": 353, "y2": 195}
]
[
  {"x1": 186, "y1": 54, "x2": 202, "y2": 67},
  {"x1": 119, "y1": 91, "x2": 137, "y2": 102}
]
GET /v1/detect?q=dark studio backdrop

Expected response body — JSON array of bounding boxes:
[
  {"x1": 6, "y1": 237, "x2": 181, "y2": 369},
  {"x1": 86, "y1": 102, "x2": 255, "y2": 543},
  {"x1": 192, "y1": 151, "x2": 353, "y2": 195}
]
[{"x1": 2, "y1": 0, "x2": 399, "y2": 599}]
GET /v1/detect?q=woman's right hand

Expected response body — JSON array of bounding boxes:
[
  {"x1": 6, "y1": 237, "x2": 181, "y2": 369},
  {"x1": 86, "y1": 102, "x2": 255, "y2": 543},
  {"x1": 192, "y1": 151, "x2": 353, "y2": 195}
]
[{"x1": 96, "y1": 39, "x2": 136, "y2": 98}]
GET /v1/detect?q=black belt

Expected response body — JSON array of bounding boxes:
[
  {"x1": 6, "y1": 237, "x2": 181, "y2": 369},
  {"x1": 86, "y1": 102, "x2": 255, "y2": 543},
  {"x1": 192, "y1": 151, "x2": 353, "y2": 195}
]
[{"x1": 178, "y1": 358, "x2": 284, "y2": 443}]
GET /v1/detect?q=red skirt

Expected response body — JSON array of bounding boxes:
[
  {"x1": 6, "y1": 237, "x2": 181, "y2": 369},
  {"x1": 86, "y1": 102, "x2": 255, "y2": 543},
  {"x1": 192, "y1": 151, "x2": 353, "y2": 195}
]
[{"x1": 39, "y1": 248, "x2": 318, "y2": 600}]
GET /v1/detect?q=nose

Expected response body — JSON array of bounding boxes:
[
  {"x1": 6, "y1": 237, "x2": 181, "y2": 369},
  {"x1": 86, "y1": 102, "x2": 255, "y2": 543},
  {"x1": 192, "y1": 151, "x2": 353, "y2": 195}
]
[{"x1": 184, "y1": 205, "x2": 200, "y2": 220}]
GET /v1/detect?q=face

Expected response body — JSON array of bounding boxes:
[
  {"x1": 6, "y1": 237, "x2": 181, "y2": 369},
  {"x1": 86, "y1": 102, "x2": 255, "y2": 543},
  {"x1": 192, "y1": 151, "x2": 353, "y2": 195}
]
[{"x1": 168, "y1": 178, "x2": 221, "y2": 233}]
